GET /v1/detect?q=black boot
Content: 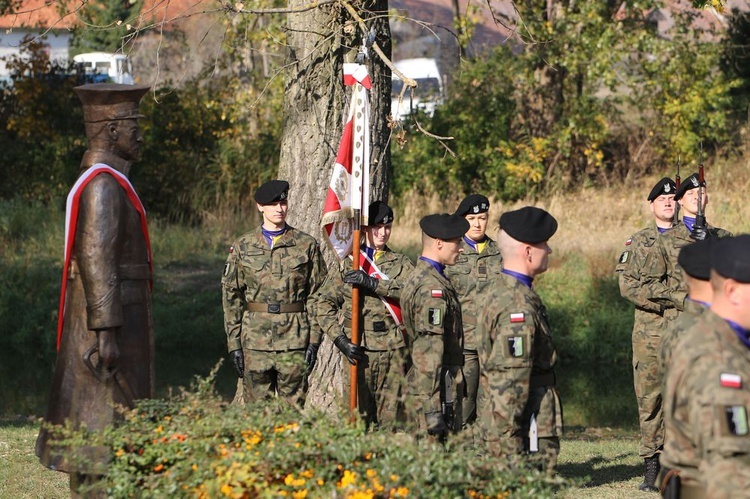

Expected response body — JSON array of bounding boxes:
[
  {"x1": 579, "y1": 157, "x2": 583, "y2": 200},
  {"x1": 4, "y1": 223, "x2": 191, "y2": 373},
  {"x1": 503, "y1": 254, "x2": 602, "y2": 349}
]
[{"x1": 639, "y1": 455, "x2": 661, "y2": 492}]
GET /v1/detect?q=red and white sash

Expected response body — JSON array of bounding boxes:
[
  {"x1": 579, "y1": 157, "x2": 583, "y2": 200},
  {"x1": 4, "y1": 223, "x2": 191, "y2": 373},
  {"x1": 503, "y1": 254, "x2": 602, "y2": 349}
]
[
  {"x1": 352, "y1": 250, "x2": 403, "y2": 328},
  {"x1": 56, "y1": 164, "x2": 152, "y2": 350}
]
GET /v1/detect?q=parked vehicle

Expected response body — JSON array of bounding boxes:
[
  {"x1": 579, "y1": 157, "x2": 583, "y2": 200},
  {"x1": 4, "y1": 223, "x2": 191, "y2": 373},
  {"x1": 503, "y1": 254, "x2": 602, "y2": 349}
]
[
  {"x1": 391, "y1": 58, "x2": 444, "y2": 119},
  {"x1": 72, "y1": 52, "x2": 134, "y2": 85}
]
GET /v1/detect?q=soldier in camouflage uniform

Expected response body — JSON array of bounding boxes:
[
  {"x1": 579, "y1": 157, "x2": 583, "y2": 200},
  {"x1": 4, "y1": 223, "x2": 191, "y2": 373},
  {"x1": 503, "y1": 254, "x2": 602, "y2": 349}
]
[
  {"x1": 615, "y1": 177, "x2": 677, "y2": 491},
  {"x1": 401, "y1": 213, "x2": 468, "y2": 437},
  {"x1": 645, "y1": 173, "x2": 732, "y2": 325},
  {"x1": 660, "y1": 235, "x2": 750, "y2": 498},
  {"x1": 446, "y1": 194, "x2": 503, "y2": 428},
  {"x1": 657, "y1": 238, "x2": 713, "y2": 378},
  {"x1": 316, "y1": 201, "x2": 414, "y2": 427},
  {"x1": 659, "y1": 238, "x2": 713, "y2": 494},
  {"x1": 222, "y1": 180, "x2": 327, "y2": 406},
  {"x1": 476, "y1": 206, "x2": 562, "y2": 476}
]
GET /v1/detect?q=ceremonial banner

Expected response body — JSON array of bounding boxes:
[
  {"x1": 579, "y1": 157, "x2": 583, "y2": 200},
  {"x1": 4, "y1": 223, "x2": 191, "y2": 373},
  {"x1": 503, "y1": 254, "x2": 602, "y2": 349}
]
[
  {"x1": 321, "y1": 63, "x2": 371, "y2": 259},
  {"x1": 57, "y1": 164, "x2": 151, "y2": 350}
]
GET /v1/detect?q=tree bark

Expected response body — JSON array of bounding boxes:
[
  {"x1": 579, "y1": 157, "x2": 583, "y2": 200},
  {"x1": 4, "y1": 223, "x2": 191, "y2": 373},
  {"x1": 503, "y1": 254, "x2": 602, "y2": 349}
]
[{"x1": 276, "y1": 0, "x2": 392, "y2": 414}]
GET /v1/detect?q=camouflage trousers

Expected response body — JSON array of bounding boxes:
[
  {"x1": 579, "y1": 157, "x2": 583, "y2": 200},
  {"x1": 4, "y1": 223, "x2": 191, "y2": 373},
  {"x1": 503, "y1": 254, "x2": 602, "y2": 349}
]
[
  {"x1": 632, "y1": 330, "x2": 664, "y2": 458},
  {"x1": 462, "y1": 350, "x2": 479, "y2": 427},
  {"x1": 243, "y1": 349, "x2": 307, "y2": 407},
  {"x1": 404, "y1": 365, "x2": 464, "y2": 434},
  {"x1": 342, "y1": 347, "x2": 409, "y2": 429}
]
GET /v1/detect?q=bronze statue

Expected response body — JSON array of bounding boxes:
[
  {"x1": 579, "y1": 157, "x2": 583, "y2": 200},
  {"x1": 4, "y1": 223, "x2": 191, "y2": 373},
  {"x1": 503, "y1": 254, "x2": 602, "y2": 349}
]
[{"x1": 35, "y1": 83, "x2": 154, "y2": 496}]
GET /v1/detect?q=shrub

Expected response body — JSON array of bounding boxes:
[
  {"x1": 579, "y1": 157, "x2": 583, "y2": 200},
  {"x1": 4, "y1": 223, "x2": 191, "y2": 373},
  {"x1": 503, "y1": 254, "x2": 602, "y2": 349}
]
[{"x1": 57, "y1": 368, "x2": 574, "y2": 498}]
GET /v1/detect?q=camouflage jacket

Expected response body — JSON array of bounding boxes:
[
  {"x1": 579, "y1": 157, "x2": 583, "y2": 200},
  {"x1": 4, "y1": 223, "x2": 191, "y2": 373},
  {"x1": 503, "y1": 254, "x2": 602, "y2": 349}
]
[
  {"x1": 616, "y1": 224, "x2": 673, "y2": 332},
  {"x1": 476, "y1": 273, "x2": 563, "y2": 452},
  {"x1": 644, "y1": 222, "x2": 731, "y2": 321},
  {"x1": 444, "y1": 238, "x2": 503, "y2": 350},
  {"x1": 315, "y1": 247, "x2": 414, "y2": 351},
  {"x1": 401, "y1": 259, "x2": 464, "y2": 417},
  {"x1": 661, "y1": 309, "x2": 750, "y2": 496},
  {"x1": 658, "y1": 299, "x2": 707, "y2": 380},
  {"x1": 221, "y1": 225, "x2": 327, "y2": 352}
]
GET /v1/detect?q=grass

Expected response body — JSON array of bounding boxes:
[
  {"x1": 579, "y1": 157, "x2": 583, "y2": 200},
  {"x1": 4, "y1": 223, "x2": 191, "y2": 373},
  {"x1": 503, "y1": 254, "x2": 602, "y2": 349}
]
[{"x1": 0, "y1": 420, "x2": 68, "y2": 498}]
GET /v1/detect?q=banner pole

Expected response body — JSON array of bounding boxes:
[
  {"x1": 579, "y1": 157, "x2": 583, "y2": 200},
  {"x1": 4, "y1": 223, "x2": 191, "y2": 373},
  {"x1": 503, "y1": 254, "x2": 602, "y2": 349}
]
[{"x1": 350, "y1": 210, "x2": 362, "y2": 420}]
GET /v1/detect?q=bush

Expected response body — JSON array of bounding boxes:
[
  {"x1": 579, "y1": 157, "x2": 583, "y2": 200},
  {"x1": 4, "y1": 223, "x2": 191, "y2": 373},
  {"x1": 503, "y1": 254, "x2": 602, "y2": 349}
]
[{"x1": 58, "y1": 369, "x2": 575, "y2": 498}]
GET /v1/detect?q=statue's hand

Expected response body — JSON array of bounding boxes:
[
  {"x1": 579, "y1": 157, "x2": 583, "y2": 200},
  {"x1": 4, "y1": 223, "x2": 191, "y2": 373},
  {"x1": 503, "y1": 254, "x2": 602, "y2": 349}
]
[{"x1": 97, "y1": 328, "x2": 120, "y2": 371}]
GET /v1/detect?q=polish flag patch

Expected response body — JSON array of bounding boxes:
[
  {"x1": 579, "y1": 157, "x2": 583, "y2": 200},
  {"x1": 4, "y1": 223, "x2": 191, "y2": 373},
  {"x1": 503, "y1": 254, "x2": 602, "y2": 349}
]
[
  {"x1": 228, "y1": 246, "x2": 234, "y2": 253},
  {"x1": 510, "y1": 312, "x2": 525, "y2": 323},
  {"x1": 625, "y1": 238, "x2": 632, "y2": 246},
  {"x1": 720, "y1": 373, "x2": 742, "y2": 389},
  {"x1": 431, "y1": 289, "x2": 443, "y2": 298}
]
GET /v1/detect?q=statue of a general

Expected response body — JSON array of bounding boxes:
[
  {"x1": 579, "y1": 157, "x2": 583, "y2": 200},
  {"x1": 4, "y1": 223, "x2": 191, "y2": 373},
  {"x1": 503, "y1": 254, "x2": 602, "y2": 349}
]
[{"x1": 36, "y1": 83, "x2": 154, "y2": 497}]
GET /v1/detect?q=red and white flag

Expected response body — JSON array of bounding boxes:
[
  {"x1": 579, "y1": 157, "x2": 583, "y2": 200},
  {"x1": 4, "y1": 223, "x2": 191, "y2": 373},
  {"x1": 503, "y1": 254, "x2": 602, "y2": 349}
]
[{"x1": 321, "y1": 63, "x2": 371, "y2": 259}]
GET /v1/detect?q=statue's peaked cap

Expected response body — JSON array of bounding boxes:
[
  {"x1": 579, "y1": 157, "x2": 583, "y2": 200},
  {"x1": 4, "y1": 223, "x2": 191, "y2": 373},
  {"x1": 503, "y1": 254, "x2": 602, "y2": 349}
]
[{"x1": 74, "y1": 83, "x2": 150, "y2": 123}]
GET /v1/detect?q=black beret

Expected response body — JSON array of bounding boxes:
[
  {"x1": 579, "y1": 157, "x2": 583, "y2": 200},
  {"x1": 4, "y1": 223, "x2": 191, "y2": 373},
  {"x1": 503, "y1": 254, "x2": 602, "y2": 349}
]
[
  {"x1": 455, "y1": 194, "x2": 490, "y2": 217},
  {"x1": 499, "y1": 206, "x2": 558, "y2": 244},
  {"x1": 678, "y1": 239, "x2": 713, "y2": 281},
  {"x1": 711, "y1": 235, "x2": 750, "y2": 283},
  {"x1": 647, "y1": 177, "x2": 677, "y2": 202},
  {"x1": 419, "y1": 213, "x2": 470, "y2": 240},
  {"x1": 254, "y1": 180, "x2": 289, "y2": 204},
  {"x1": 674, "y1": 173, "x2": 700, "y2": 201},
  {"x1": 368, "y1": 201, "x2": 394, "y2": 226}
]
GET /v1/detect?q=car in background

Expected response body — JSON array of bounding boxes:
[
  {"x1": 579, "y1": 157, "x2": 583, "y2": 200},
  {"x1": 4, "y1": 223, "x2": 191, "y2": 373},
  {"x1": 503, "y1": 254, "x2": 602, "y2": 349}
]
[
  {"x1": 391, "y1": 57, "x2": 444, "y2": 120},
  {"x1": 72, "y1": 52, "x2": 134, "y2": 85}
]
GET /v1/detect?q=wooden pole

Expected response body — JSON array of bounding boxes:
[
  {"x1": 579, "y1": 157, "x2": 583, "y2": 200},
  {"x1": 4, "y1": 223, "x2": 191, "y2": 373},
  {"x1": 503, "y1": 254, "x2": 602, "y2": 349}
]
[{"x1": 349, "y1": 210, "x2": 362, "y2": 418}]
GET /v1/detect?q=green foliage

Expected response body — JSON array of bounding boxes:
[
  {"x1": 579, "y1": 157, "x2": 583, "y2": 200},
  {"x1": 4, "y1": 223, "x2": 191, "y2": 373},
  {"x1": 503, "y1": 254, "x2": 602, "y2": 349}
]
[
  {"x1": 0, "y1": 200, "x2": 63, "y2": 414},
  {"x1": 721, "y1": 10, "x2": 750, "y2": 132},
  {"x1": 393, "y1": 1, "x2": 740, "y2": 199},
  {"x1": 56, "y1": 371, "x2": 573, "y2": 497},
  {"x1": 69, "y1": 0, "x2": 143, "y2": 55},
  {"x1": 630, "y1": 11, "x2": 740, "y2": 164},
  {"x1": 392, "y1": 46, "x2": 517, "y2": 199},
  {"x1": 0, "y1": 36, "x2": 87, "y2": 202}
]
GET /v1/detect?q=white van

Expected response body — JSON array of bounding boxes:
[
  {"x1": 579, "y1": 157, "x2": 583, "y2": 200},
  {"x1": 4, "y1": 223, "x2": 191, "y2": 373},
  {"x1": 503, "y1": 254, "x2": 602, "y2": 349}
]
[
  {"x1": 391, "y1": 58, "x2": 444, "y2": 120},
  {"x1": 72, "y1": 52, "x2": 134, "y2": 85}
]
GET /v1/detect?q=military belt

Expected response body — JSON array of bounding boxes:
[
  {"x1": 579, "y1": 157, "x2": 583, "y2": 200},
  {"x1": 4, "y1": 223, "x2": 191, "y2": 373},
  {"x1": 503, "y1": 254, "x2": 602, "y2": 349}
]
[
  {"x1": 246, "y1": 302, "x2": 304, "y2": 314},
  {"x1": 462, "y1": 315, "x2": 477, "y2": 326},
  {"x1": 530, "y1": 372, "x2": 556, "y2": 388}
]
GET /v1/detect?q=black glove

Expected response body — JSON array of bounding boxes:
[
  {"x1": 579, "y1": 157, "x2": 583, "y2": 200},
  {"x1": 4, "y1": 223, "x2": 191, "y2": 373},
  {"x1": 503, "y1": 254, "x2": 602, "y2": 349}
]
[
  {"x1": 425, "y1": 411, "x2": 448, "y2": 438},
  {"x1": 305, "y1": 343, "x2": 319, "y2": 372},
  {"x1": 690, "y1": 226, "x2": 709, "y2": 241},
  {"x1": 333, "y1": 334, "x2": 365, "y2": 365},
  {"x1": 230, "y1": 349, "x2": 244, "y2": 378},
  {"x1": 343, "y1": 270, "x2": 379, "y2": 293}
]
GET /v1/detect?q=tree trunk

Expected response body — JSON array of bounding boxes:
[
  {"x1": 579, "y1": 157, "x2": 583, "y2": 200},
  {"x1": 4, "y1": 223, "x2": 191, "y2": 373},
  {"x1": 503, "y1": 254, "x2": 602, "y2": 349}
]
[{"x1": 276, "y1": 0, "x2": 392, "y2": 414}]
